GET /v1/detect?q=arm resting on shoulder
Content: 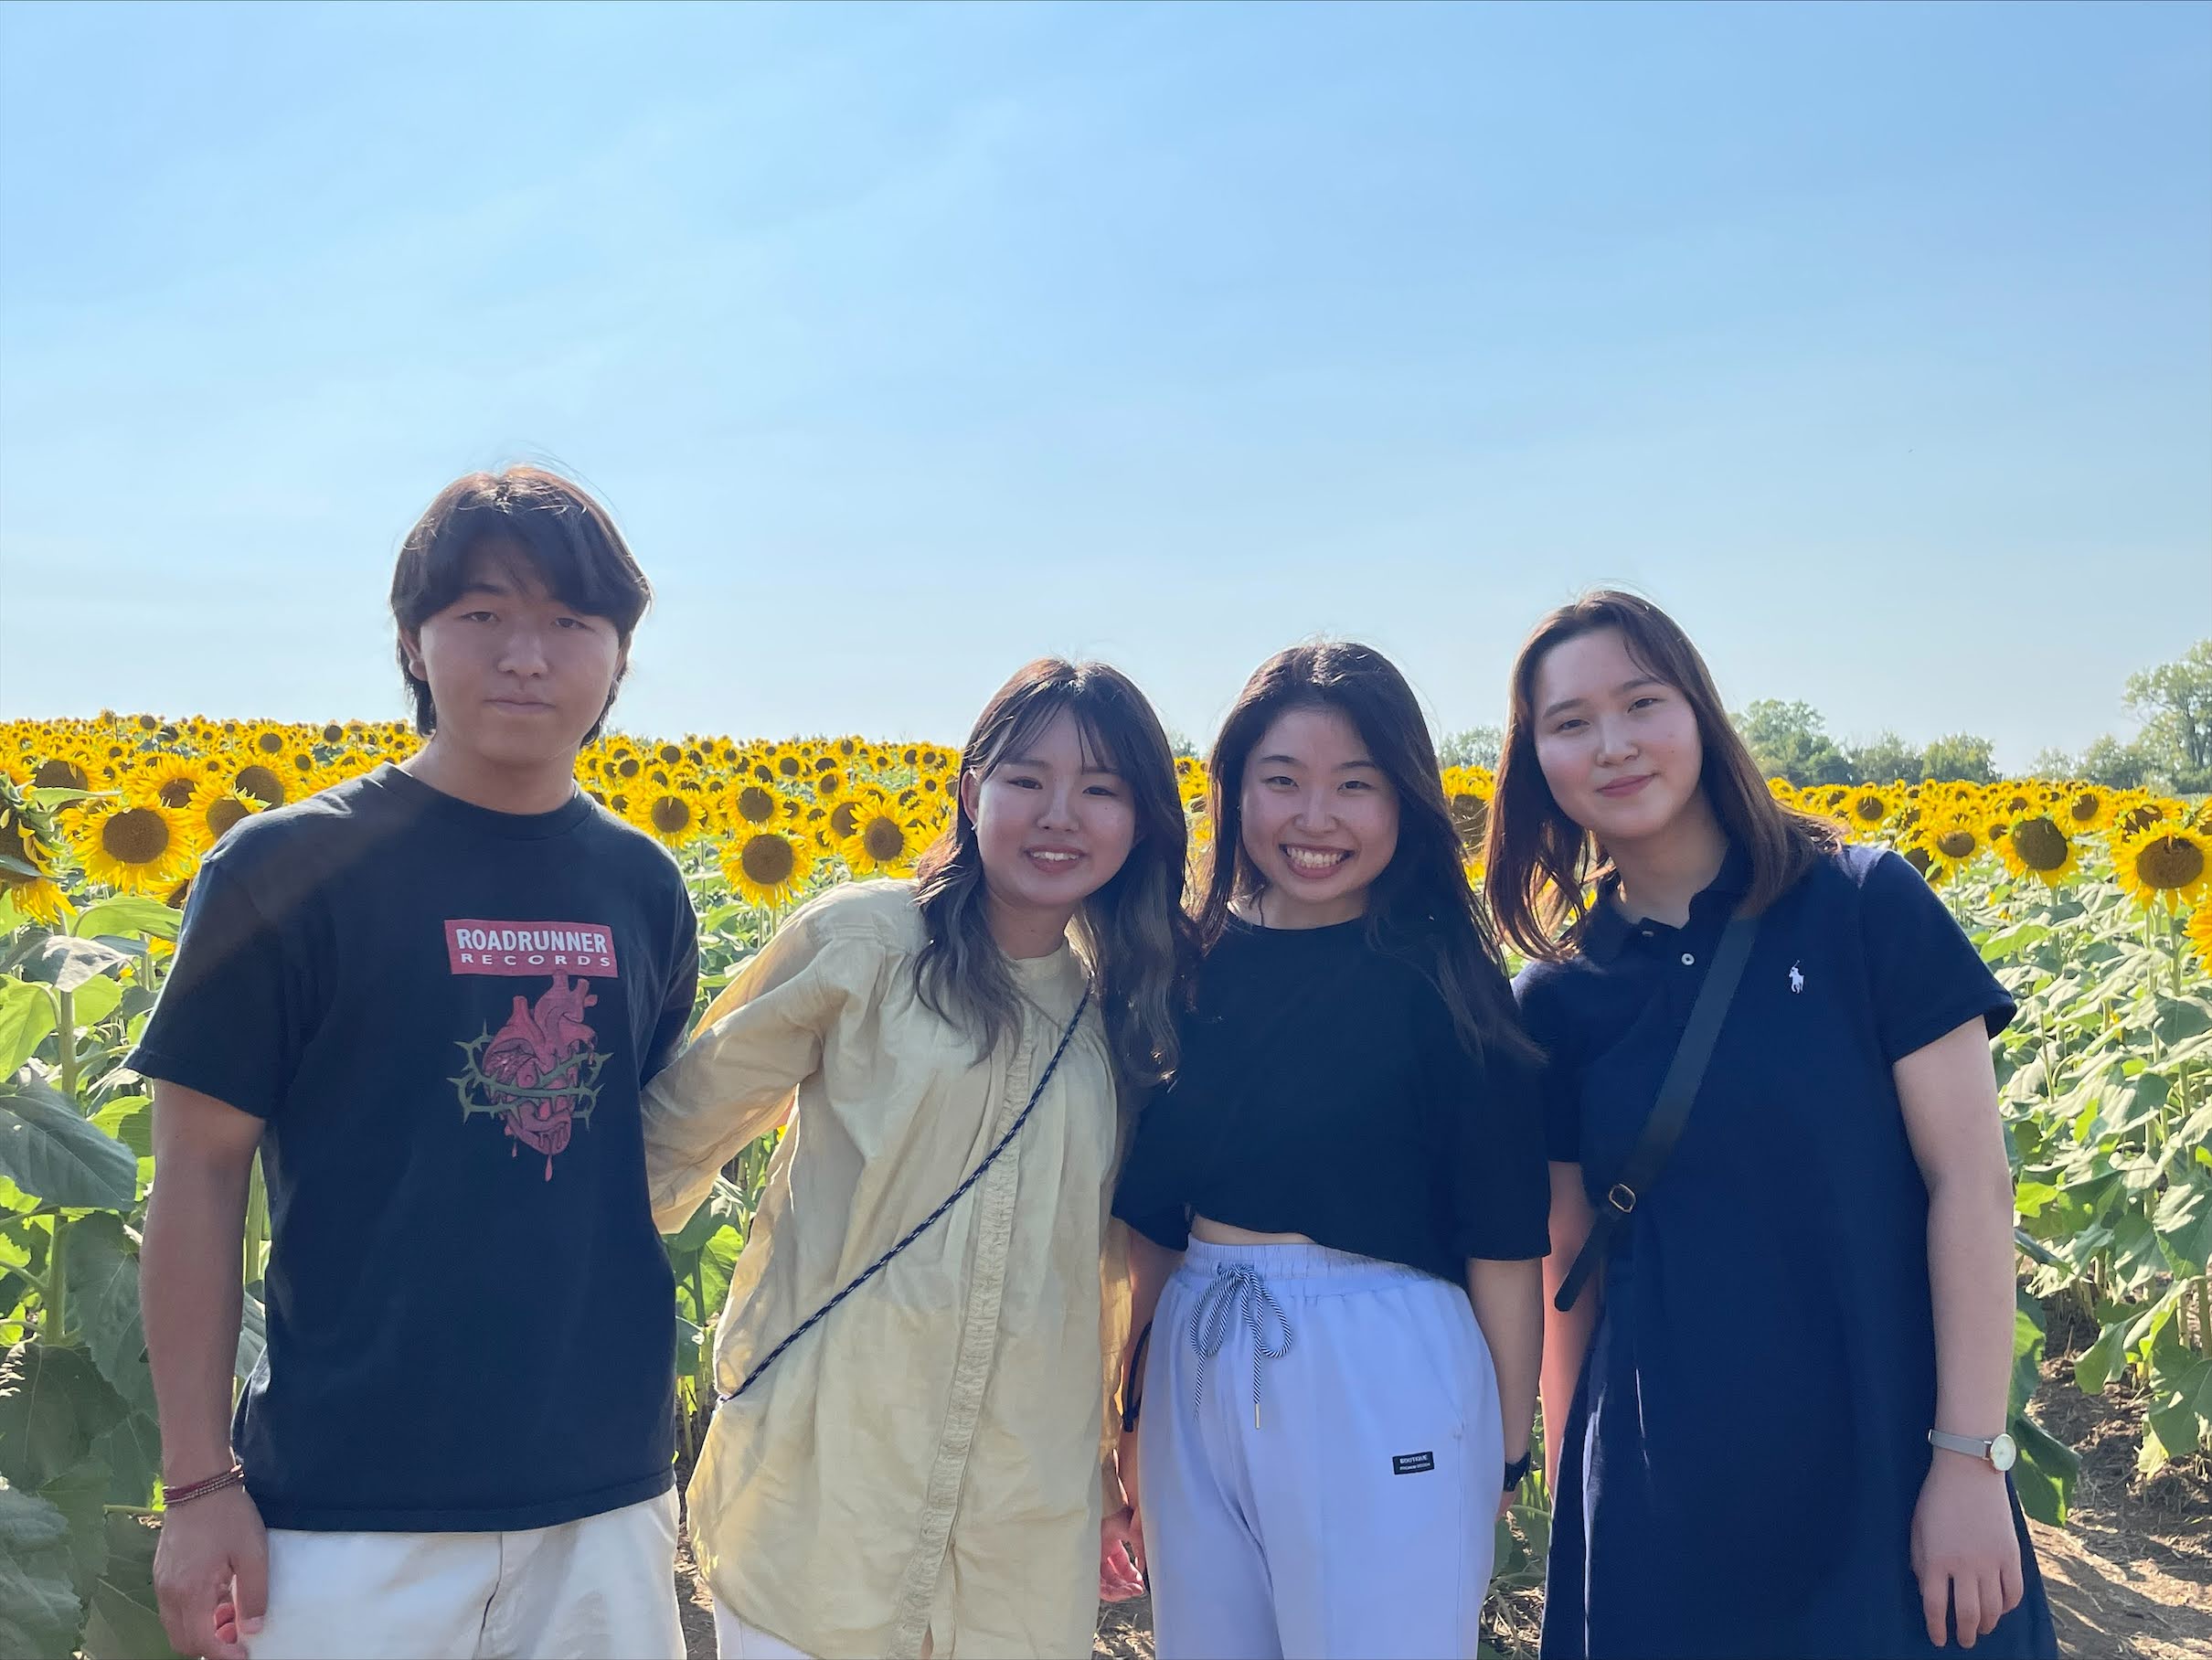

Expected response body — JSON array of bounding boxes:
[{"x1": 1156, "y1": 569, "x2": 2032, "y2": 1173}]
[
  {"x1": 643, "y1": 920, "x2": 861, "y2": 1232},
  {"x1": 142, "y1": 1080, "x2": 268, "y2": 1660},
  {"x1": 1538, "y1": 1161, "x2": 1598, "y2": 1487}
]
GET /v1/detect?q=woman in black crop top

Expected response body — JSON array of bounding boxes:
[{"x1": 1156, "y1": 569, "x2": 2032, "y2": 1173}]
[{"x1": 1103, "y1": 643, "x2": 1547, "y2": 1660}]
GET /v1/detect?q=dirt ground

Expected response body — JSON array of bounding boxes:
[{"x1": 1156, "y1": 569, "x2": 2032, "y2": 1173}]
[{"x1": 670, "y1": 1355, "x2": 2211, "y2": 1659}]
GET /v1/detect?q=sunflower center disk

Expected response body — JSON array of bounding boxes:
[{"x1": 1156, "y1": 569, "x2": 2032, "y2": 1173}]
[
  {"x1": 103, "y1": 807, "x2": 172, "y2": 866},
  {"x1": 2012, "y1": 818, "x2": 2070, "y2": 873},
  {"x1": 740, "y1": 835, "x2": 796, "y2": 886},
  {"x1": 2138, "y1": 836, "x2": 2206, "y2": 891},
  {"x1": 234, "y1": 765, "x2": 285, "y2": 807}
]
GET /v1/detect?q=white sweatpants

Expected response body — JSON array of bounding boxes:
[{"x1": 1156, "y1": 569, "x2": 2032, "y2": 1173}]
[
  {"x1": 1140, "y1": 1240, "x2": 1503, "y2": 1660},
  {"x1": 246, "y1": 1489, "x2": 684, "y2": 1660}
]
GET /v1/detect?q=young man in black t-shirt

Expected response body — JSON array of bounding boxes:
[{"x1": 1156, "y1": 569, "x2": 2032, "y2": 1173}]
[{"x1": 135, "y1": 469, "x2": 699, "y2": 1660}]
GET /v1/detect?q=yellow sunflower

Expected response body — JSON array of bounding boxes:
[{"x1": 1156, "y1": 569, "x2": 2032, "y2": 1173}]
[
  {"x1": 721, "y1": 827, "x2": 815, "y2": 907},
  {"x1": 719, "y1": 782, "x2": 787, "y2": 830},
  {"x1": 1841, "y1": 786, "x2": 1896, "y2": 837},
  {"x1": 1184, "y1": 782, "x2": 1216, "y2": 862},
  {"x1": 825, "y1": 785, "x2": 879, "y2": 845},
  {"x1": 1921, "y1": 814, "x2": 1984, "y2": 881},
  {"x1": 1808, "y1": 784, "x2": 1852, "y2": 817},
  {"x1": 71, "y1": 793, "x2": 200, "y2": 894},
  {"x1": 142, "y1": 755, "x2": 212, "y2": 811},
  {"x1": 633, "y1": 783, "x2": 708, "y2": 849},
  {"x1": 2185, "y1": 901, "x2": 2212, "y2": 978},
  {"x1": 1441, "y1": 765, "x2": 1494, "y2": 867},
  {"x1": 225, "y1": 760, "x2": 294, "y2": 810},
  {"x1": 2111, "y1": 793, "x2": 2180, "y2": 842},
  {"x1": 190, "y1": 780, "x2": 266, "y2": 845},
  {"x1": 1995, "y1": 814, "x2": 2080, "y2": 888},
  {"x1": 31, "y1": 753, "x2": 92, "y2": 793},
  {"x1": 841, "y1": 804, "x2": 920, "y2": 877},
  {"x1": 0, "y1": 789, "x2": 69, "y2": 924},
  {"x1": 242, "y1": 722, "x2": 292, "y2": 762},
  {"x1": 2112, "y1": 824, "x2": 2211, "y2": 910}
]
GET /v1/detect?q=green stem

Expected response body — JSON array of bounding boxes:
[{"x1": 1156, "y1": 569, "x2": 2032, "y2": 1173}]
[
  {"x1": 46, "y1": 1215, "x2": 68, "y2": 1338},
  {"x1": 55, "y1": 986, "x2": 80, "y2": 1100},
  {"x1": 242, "y1": 1154, "x2": 269, "y2": 1290}
]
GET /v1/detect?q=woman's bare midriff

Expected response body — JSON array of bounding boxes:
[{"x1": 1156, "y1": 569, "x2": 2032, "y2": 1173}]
[{"x1": 1189, "y1": 1214, "x2": 1318, "y2": 1247}]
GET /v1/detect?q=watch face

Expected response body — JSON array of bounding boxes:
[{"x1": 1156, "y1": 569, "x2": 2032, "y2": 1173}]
[{"x1": 1989, "y1": 1432, "x2": 2018, "y2": 1473}]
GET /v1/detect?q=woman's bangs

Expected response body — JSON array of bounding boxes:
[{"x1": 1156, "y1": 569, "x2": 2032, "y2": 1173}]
[{"x1": 986, "y1": 690, "x2": 1142, "y2": 783}]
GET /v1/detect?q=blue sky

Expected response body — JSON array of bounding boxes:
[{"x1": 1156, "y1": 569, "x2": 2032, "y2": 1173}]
[{"x1": 3, "y1": 1, "x2": 2207, "y2": 768}]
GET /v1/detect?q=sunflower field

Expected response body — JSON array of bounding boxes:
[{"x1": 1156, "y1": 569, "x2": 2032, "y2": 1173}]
[{"x1": 2, "y1": 715, "x2": 2209, "y2": 1657}]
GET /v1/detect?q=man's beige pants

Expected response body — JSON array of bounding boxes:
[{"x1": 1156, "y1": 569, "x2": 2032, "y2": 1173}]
[{"x1": 247, "y1": 1490, "x2": 683, "y2": 1659}]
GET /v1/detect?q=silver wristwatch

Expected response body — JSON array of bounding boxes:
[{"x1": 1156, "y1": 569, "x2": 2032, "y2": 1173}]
[{"x1": 1929, "y1": 1428, "x2": 2017, "y2": 1472}]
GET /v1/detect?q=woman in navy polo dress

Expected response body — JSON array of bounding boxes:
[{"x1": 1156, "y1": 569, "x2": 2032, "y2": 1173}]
[{"x1": 1485, "y1": 591, "x2": 2054, "y2": 1660}]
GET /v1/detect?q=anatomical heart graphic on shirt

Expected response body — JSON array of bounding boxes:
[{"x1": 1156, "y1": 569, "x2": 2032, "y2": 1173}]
[{"x1": 444, "y1": 920, "x2": 620, "y2": 1179}]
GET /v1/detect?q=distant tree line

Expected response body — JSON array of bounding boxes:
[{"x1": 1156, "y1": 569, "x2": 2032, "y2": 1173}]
[{"x1": 1431, "y1": 640, "x2": 2212, "y2": 791}]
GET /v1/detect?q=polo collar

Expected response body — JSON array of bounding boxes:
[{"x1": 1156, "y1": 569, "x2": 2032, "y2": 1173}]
[{"x1": 1579, "y1": 843, "x2": 1750, "y2": 965}]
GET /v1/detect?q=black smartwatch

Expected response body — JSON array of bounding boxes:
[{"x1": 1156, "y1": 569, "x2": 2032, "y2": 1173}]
[{"x1": 1503, "y1": 1452, "x2": 1532, "y2": 1492}]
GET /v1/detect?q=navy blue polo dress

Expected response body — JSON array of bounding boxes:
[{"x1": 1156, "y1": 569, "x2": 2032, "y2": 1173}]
[{"x1": 1515, "y1": 844, "x2": 2054, "y2": 1660}]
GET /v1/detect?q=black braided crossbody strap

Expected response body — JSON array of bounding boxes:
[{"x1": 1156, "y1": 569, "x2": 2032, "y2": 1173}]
[{"x1": 719, "y1": 985, "x2": 1092, "y2": 1403}]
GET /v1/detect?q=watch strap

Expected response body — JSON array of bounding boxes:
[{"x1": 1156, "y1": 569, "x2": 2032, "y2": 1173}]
[{"x1": 1928, "y1": 1428, "x2": 1995, "y2": 1463}]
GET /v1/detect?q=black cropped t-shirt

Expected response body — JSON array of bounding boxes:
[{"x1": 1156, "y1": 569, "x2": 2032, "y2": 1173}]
[{"x1": 1111, "y1": 914, "x2": 1549, "y2": 1281}]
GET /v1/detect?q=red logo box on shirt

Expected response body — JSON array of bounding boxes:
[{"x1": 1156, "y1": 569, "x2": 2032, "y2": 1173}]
[{"x1": 445, "y1": 920, "x2": 620, "y2": 978}]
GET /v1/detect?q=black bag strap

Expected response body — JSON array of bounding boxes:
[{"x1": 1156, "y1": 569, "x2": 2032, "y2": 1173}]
[
  {"x1": 719, "y1": 985, "x2": 1092, "y2": 1402},
  {"x1": 1553, "y1": 910, "x2": 1759, "y2": 1314}
]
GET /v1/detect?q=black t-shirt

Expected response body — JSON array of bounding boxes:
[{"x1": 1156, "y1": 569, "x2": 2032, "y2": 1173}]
[
  {"x1": 130, "y1": 765, "x2": 699, "y2": 1531},
  {"x1": 1112, "y1": 915, "x2": 1548, "y2": 1281}
]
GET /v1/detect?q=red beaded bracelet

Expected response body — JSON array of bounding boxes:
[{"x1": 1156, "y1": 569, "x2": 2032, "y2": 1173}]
[{"x1": 163, "y1": 1462, "x2": 246, "y2": 1507}]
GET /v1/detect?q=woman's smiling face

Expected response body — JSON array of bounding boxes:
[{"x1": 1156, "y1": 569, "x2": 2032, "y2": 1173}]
[
  {"x1": 1529, "y1": 625, "x2": 1705, "y2": 846},
  {"x1": 1238, "y1": 704, "x2": 1398, "y2": 928}
]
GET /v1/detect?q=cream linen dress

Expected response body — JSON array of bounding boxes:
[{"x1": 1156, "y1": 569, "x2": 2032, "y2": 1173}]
[{"x1": 643, "y1": 880, "x2": 1133, "y2": 1660}]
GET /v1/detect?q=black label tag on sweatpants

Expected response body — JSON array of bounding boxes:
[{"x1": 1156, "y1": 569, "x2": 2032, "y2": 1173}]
[{"x1": 1392, "y1": 1452, "x2": 1435, "y2": 1475}]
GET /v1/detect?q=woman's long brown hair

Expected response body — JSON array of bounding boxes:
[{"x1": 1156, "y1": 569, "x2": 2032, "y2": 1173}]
[{"x1": 1484, "y1": 591, "x2": 1845, "y2": 963}]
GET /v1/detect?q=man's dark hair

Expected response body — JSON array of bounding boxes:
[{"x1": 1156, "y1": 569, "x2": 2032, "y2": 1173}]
[{"x1": 389, "y1": 466, "x2": 652, "y2": 738}]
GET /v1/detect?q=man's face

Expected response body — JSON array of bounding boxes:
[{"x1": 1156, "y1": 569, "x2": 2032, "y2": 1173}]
[{"x1": 403, "y1": 538, "x2": 625, "y2": 773}]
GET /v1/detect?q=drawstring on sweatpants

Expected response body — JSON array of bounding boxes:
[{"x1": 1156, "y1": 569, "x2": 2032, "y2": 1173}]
[{"x1": 1189, "y1": 1262, "x2": 1293, "y2": 1428}]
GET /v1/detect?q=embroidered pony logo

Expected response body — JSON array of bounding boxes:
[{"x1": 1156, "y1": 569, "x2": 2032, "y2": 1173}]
[
  {"x1": 451, "y1": 974, "x2": 611, "y2": 1179},
  {"x1": 1789, "y1": 963, "x2": 1805, "y2": 994}
]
